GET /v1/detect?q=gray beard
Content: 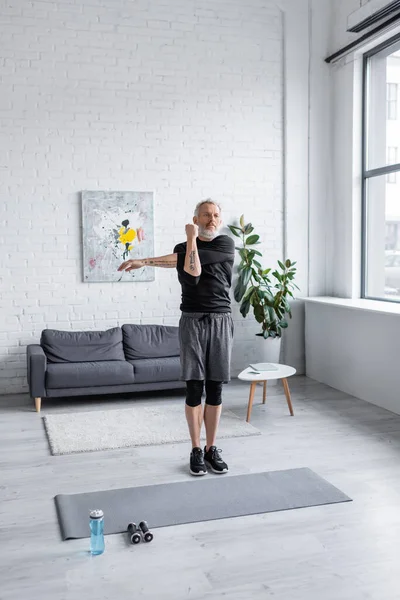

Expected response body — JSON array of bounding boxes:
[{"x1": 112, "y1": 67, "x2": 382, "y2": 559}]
[{"x1": 198, "y1": 226, "x2": 220, "y2": 240}]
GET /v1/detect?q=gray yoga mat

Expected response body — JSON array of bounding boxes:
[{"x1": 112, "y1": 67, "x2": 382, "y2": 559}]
[{"x1": 55, "y1": 468, "x2": 351, "y2": 540}]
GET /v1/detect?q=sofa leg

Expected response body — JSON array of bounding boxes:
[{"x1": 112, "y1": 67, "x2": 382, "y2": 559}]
[{"x1": 35, "y1": 397, "x2": 41, "y2": 412}]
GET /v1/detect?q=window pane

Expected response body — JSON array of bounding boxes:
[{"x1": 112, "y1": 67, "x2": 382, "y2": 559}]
[
  {"x1": 387, "y1": 146, "x2": 398, "y2": 164},
  {"x1": 387, "y1": 82, "x2": 398, "y2": 120},
  {"x1": 386, "y1": 147, "x2": 398, "y2": 183},
  {"x1": 366, "y1": 44, "x2": 400, "y2": 171},
  {"x1": 364, "y1": 172, "x2": 400, "y2": 300}
]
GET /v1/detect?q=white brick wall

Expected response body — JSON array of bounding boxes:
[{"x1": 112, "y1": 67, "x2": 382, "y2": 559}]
[{"x1": 1, "y1": 0, "x2": 285, "y2": 394}]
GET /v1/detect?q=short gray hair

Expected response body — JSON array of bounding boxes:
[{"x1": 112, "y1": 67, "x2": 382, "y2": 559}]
[{"x1": 194, "y1": 198, "x2": 222, "y2": 217}]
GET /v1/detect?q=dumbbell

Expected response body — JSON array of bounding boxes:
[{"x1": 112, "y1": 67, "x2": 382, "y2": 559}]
[
  {"x1": 139, "y1": 521, "x2": 153, "y2": 543},
  {"x1": 127, "y1": 522, "x2": 141, "y2": 544}
]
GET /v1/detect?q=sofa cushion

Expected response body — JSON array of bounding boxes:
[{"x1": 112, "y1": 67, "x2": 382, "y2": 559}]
[
  {"x1": 46, "y1": 361, "x2": 134, "y2": 389},
  {"x1": 128, "y1": 357, "x2": 181, "y2": 384},
  {"x1": 122, "y1": 324, "x2": 180, "y2": 360},
  {"x1": 41, "y1": 328, "x2": 124, "y2": 363}
]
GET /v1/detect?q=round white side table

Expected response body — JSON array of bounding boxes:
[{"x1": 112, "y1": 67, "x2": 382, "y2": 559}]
[{"x1": 238, "y1": 363, "x2": 296, "y2": 422}]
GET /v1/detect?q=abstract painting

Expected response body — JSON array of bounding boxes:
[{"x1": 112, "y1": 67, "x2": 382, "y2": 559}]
[{"x1": 81, "y1": 190, "x2": 154, "y2": 282}]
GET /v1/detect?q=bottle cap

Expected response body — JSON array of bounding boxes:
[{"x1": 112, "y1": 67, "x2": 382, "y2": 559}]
[{"x1": 89, "y1": 509, "x2": 104, "y2": 519}]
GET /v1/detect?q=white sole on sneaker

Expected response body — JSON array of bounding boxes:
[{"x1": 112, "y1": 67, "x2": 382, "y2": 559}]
[
  {"x1": 189, "y1": 468, "x2": 207, "y2": 476},
  {"x1": 204, "y1": 461, "x2": 228, "y2": 474}
]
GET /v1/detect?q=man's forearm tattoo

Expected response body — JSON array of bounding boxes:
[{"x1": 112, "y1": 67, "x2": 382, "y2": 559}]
[
  {"x1": 145, "y1": 259, "x2": 176, "y2": 268},
  {"x1": 189, "y1": 251, "x2": 196, "y2": 271}
]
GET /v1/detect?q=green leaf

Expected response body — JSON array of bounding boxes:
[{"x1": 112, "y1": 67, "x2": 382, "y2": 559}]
[
  {"x1": 246, "y1": 235, "x2": 260, "y2": 245},
  {"x1": 240, "y1": 268, "x2": 252, "y2": 289},
  {"x1": 243, "y1": 286, "x2": 254, "y2": 301},
  {"x1": 254, "y1": 304, "x2": 264, "y2": 323},
  {"x1": 228, "y1": 226, "x2": 241, "y2": 238},
  {"x1": 279, "y1": 320, "x2": 288, "y2": 328},
  {"x1": 263, "y1": 330, "x2": 269, "y2": 339},
  {"x1": 278, "y1": 260, "x2": 285, "y2": 270},
  {"x1": 283, "y1": 298, "x2": 291, "y2": 313},
  {"x1": 240, "y1": 214, "x2": 245, "y2": 228},
  {"x1": 253, "y1": 259, "x2": 262, "y2": 269},
  {"x1": 249, "y1": 291, "x2": 258, "y2": 306},
  {"x1": 263, "y1": 294, "x2": 274, "y2": 306},
  {"x1": 257, "y1": 290, "x2": 267, "y2": 304},
  {"x1": 244, "y1": 223, "x2": 254, "y2": 234},
  {"x1": 273, "y1": 271, "x2": 282, "y2": 282},
  {"x1": 285, "y1": 259, "x2": 292, "y2": 268},
  {"x1": 240, "y1": 298, "x2": 251, "y2": 317},
  {"x1": 252, "y1": 250, "x2": 263, "y2": 256},
  {"x1": 234, "y1": 280, "x2": 247, "y2": 302}
]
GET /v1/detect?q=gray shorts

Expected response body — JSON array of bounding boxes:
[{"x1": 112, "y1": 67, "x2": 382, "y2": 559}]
[{"x1": 179, "y1": 312, "x2": 234, "y2": 382}]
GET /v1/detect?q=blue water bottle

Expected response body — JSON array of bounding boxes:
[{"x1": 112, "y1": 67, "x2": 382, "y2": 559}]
[{"x1": 89, "y1": 509, "x2": 105, "y2": 555}]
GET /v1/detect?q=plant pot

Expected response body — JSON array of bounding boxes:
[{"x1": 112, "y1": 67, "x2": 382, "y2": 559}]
[{"x1": 254, "y1": 334, "x2": 282, "y2": 365}]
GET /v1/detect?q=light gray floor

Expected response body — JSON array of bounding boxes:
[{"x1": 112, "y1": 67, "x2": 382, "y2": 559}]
[{"x1": 2, "y1": 376, "x2": 400, "y2": 600}]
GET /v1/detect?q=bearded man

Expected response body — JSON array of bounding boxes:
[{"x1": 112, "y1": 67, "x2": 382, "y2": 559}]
[{"x1": 118, "y1": 200, "x2": 235, "y2": 476}]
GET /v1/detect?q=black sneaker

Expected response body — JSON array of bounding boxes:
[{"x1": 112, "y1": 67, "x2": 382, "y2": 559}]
[
  {"x1": 204, "y1": 446, "x2": 228, "y2": 474},
  {"x1": 190, "y1": 447, "x2": 207, "y2": 476}
]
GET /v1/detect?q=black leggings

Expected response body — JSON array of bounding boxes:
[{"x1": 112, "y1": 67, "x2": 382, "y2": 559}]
[{"x1": 185, "y1": 380, "x2": 223, "y2": 407}]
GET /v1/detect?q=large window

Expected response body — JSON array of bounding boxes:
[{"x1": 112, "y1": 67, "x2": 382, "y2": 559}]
[{"x1": 362, "y1": 37, "x2": 400, "y2": 302}]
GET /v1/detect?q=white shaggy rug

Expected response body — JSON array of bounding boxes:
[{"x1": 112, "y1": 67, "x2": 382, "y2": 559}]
[{"x1": 43, "y1": 404, "x2": 261, "y2": 455}]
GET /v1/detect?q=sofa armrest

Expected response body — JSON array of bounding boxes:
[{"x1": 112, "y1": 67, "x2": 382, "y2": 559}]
[{"x1": 26, "y1": 345, "x2": 47, "y2": 398}]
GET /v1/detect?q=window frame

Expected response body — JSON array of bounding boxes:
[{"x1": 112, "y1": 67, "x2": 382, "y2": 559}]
[{"x1": 361, "y1": 34, "x2": 400, "y2": 303}]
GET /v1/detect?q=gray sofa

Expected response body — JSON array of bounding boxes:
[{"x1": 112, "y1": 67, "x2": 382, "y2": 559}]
[{"x1": 26, "y1": 324, "x2": 185, "y2": 412}]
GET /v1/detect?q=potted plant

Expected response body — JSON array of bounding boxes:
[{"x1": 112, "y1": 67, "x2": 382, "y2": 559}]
[{"x1": 228, "y1": 215, "x2": 298, "y2": 363}]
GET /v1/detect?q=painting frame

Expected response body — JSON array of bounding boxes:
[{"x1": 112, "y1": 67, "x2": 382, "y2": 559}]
[{"x1": 81, "y1": 190, "x2": 155, "y2": 283}]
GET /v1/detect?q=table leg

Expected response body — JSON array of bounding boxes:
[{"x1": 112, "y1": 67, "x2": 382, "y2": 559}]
[
  {"x1": 246, "y1": 382, "x2": 257, "y2": 422},
  {"x1": 282, "y1": 378, "x2": 294, "y2": 416},
  {"x1": 262, "y1": 381, "x2": 267, "y2": 404}
]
